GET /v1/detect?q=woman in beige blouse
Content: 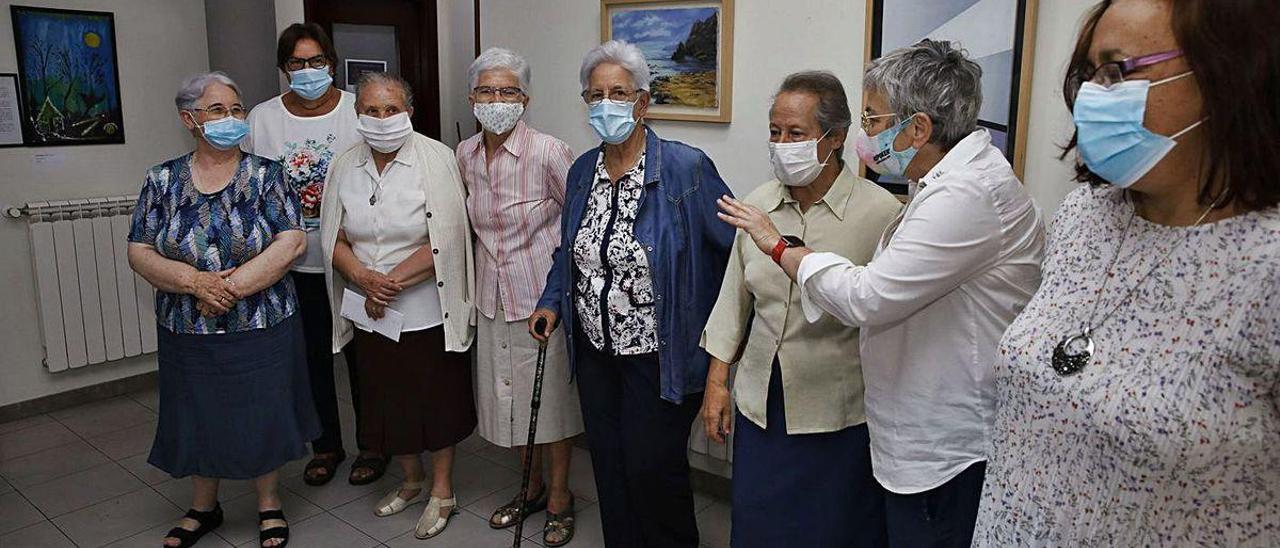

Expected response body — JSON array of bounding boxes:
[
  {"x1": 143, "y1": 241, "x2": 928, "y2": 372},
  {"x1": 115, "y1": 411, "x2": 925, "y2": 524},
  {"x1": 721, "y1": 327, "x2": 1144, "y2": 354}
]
[{"x1": 699, "y1": 71, "x2": 901, "y2": 548}]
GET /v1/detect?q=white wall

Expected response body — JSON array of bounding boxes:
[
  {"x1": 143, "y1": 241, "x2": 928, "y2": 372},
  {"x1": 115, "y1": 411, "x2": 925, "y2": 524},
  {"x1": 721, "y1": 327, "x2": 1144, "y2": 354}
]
[
  {"x1": 480, "y1": 0, "x2": 1094, "y2": 215},
  {"x1": 0, "y1": 0, "x2": 210, "y2": 406}
]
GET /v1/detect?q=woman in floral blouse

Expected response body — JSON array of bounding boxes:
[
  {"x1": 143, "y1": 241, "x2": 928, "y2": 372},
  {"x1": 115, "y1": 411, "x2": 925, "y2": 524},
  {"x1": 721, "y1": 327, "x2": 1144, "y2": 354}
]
[{"x1": 129, "y1": 72, "x2": 317, "y2": 548}]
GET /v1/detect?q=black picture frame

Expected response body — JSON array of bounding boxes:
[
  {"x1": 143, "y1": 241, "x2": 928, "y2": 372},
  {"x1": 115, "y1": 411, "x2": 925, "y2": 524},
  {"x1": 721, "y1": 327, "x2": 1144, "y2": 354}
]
[{"x1": 11, "y1": 5, "x2": 127, "y2": 146}]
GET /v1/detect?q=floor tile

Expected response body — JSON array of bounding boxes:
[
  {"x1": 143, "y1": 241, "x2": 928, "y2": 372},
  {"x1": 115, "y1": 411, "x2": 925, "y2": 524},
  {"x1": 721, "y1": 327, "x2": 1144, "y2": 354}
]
[
  {"x1": 0, "y1": 492, "x2": 46, "y2": 536},
  {"x1": 0, "y1": 521, "x2": 75, "y2": 547},
  {"x1": 385, "y1": 508, "x2": 514, "y2": 548},
  {"x1": 0, "y1": 438, "x2": 111, "y2": 489},
  {"x1": 104, "y1": 520, "x2": 235, "y2": 548},
  {"x1": 461, "y1": 482, "x2": 519, "y2": 522},
  {"x1": 52, "y1": 487, "x2": 180, "y2": 547},
  {"x1": 128, "y1": 387, "x2": 161, "y2": 413},
  {"x1": 0, "y1": 414, "x2": 55, "y2": 436},
  {"x1": 694, "y1": 491, "x2": 717, "y2": 514},
  {"x1": 452, "y1": 450, "x2": 521, "y2": 507},
  {"x1": 695, "y1": 500, "x2": 731, "y2": 548},
  {"x1": 84, "y1": 419, "x2": 157, "y2": 460},
  {"x1": 118, "y1": 453, "x2": 175, "y2": 486},
  {"x1": 50, "y1": 397, "x2": 156, "y2": 438},
  {"x1": 18, "y1": 462, "x2": 146, "y2": 518},
  {"x1": 0, "y1": 421, "x2": 79, "y2": 461},
  {"x1": 457, "y1": 432, "x2": 489, "y2": 454},
  {"x1": 473, "y1": 442, "x2": 521, "y2": 471},
  {"x1": 214, "y1": 487, "x2": 323, "y2": 546},
  {"x1": 282, "y1": 467, "x2": 399, "y2": 510},
  {"x1": 154, "y1": 477, "x2": 254, "y2": 509},
  {"x1": 0, "y1": 477, "x2": 12, "y2": 495},
  {"x1": 567, "y1": 446, "x2": 599, "y2": 503},
  {"x1": 235, "y1": 512, "x2": 379, "y2": 548},
  {"x1": 330, "y1": 490, "x2": 421, "y2": 542}
]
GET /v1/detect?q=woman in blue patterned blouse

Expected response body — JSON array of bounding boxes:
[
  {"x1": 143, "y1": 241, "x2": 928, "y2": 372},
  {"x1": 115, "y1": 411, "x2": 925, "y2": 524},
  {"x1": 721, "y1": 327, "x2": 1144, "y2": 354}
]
[{"x1": 128, "y1": 72, "x2": 319, "y2": 548}]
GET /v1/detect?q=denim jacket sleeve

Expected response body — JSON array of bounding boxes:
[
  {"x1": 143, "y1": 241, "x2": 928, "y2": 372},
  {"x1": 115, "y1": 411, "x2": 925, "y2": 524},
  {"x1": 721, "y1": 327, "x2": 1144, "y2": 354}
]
[{"x1": 535, "y1": 153, "x2": 590, "y2": 316}]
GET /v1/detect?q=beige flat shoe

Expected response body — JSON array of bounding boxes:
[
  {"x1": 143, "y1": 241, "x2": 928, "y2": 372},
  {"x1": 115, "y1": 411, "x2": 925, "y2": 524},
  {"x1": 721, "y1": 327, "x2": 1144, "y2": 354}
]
[
  {"x1": 414, "y1": 495, "x2": 459, "y2": 539},
  {"x1": 374, "y1": 481, "x2": 426, "y2": 517}
]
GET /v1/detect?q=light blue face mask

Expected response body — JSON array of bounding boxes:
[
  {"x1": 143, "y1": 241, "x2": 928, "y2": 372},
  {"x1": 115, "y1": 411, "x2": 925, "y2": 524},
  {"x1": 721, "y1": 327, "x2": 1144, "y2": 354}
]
[
  {"x1": 853, "y1": 115, "x2": 920, "y2": 178},
  {"x1": 1073, "y1": 71, "x2": 1202, "y2": 188},
  {"x1": 588, "y1": 99, "x2": 637, "y2": 144},
  {"x1": 288, "y1": 67, "x2": 333, "y2": 100},
  {"x1": 195, "y1": 116, "x2": 250, "y2": 150}
]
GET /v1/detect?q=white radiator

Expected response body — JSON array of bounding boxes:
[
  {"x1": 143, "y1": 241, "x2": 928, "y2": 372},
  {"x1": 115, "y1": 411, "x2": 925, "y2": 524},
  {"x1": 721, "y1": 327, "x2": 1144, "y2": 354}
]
[{"x1": 16, "y1": 197, "x2": 156, "y2": 372}]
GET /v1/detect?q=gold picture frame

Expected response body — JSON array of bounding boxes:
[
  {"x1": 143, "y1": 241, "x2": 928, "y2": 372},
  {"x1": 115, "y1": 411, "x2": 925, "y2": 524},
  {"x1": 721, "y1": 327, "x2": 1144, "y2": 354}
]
[{"x1": 601, "y1": 0, "x2": 734, "y2": 123}]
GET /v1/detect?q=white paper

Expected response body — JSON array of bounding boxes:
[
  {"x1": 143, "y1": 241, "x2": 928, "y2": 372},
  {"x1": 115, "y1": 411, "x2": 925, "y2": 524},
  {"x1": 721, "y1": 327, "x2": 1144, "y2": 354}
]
[
  {"x1": 340, "y1": 288, "x2": 405, "y2": 342},
  {"x1": 0, "y1": 77, "x2": 20, "y2": 145},
  {"x1": 32, "y1": 152, "x2": 64, "y2": 170}
]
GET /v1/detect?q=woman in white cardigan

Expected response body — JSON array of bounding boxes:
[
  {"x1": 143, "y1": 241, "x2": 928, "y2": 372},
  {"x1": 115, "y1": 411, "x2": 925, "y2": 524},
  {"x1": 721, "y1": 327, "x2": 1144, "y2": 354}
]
[{"x1": 319, "y1": 73, "x2": 476, "y2": 540}]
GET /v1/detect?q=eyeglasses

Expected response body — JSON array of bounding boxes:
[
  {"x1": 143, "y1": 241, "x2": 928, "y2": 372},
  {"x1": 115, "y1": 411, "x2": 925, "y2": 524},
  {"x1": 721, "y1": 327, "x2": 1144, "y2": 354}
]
[
  {"x1": 472, "y1": 86, "x2": 525, "y2": 102},
  {"x1": 284, "y1": 55, "x2": 330, "y2": 71},
  {"x1": 861, "y1": 110, "x2": 897, "y2": 131},
  {"x1": 581, "y1": 88, "x2": 643, "y2": 105},
  {"x1": 188, "y1": 104, "x2": 247, "y2": 120},
  {"x1": 1067, "y1": 49, "x2": 1184, "y2": 103}
]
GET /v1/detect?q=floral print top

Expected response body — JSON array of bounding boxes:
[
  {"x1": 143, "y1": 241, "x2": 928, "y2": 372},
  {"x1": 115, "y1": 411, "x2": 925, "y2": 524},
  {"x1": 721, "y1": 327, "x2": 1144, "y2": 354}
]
[
  {"x1": 572, "y1": 151, "x2": 658, "y2": 355},
  {"x1": 973, "y1": 186, "x2": 1280, "y2": 546},
  {"x1": 128, "y1": 153, "x2": 302, "y2": 335},
  {"x1": 280, "y1": 136, "x2": 334, "y2": 225}
]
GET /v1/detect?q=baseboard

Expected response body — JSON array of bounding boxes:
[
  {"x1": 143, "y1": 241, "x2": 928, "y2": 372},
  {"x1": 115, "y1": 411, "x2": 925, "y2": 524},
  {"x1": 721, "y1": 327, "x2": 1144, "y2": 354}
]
[{"x1": 0, "y1": 371, "x2": 158, "y2": 423}]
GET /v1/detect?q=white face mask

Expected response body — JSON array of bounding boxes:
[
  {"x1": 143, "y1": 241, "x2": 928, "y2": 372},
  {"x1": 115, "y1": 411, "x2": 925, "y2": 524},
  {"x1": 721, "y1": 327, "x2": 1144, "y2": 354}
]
[
  {"x1": 473, "y1": 102, "x2": 524, "y2": 135},
  {"x1": 357, "y1": 112, "x2": 413, "y2": 153},
  {"x1": 769, "y1": 131, "x2": 833, "y2": 187}
]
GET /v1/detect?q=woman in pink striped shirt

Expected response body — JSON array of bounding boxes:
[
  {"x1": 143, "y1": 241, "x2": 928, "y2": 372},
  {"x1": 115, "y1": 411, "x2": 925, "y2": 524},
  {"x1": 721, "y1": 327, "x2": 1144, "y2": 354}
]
[{"x1": 456, "y1": 47, "x2": 584, "y2": 547}]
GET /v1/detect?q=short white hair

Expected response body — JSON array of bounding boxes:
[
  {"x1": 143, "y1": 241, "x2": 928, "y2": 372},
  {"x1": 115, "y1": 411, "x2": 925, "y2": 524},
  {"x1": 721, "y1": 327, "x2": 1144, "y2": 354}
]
[
  {"x1": 174, "y1": 71, "x2": 241, "y2": 110},
  {"x1": 468, "y1": 47, "x2": 530, "y2": 90},
  {"x1": 579, "y1": 39, "x2": 650, "y2": 92}
]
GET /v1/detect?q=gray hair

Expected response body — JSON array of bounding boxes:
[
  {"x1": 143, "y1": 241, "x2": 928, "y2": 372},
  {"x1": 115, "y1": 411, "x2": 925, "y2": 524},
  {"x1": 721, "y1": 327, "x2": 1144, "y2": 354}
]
[
  {"x1": 174, "y1": 71, "x2": 242, "y2": 110},
  {"x1": 579, "y1": 39, "x2": 650, "y2": 92},
  {"x1": 864, "y1": 39, "x2": 982, "y2": 149},
  {"x1": 468, "y1": 47, "x2": 531, "y2": 90},
  {"x1": 355, "y1": 71, "x2": 414, "y2": 108}
]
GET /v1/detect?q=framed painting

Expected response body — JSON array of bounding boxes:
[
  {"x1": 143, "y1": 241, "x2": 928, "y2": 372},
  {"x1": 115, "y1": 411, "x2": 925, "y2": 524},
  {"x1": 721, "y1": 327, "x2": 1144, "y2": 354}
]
[
  {"x1": 602, "y1": 0, "x2": 734, "y2": 123},
  {"x1": 343, "y1": 59, "x2": 388, "y2": 92},
  {"x1": 864, "y1": 0, "x2": 1038, "y2": 194},
  {"x1": 11, "y1": 5, "x2": 125, "y2": 146}
]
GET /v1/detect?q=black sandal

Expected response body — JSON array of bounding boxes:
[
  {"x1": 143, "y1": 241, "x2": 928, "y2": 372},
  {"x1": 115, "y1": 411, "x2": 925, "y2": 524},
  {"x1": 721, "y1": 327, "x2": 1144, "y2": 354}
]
[
  {"x1": 258, "y1": 509, "x2": 289, "y2": 548},
  {"x1": 543, "y1": 495, "x2": 576, "y2": 547},
  {"x1": 347, "y1": 454, "x2": 389, "y2": 486},
  {"x1": 303, "y1": 449, "x2": 346, "y2": 486},
  {"x1": 163, "y1": 503, "x2": 223, "y2": 547},
  {"x1": 488, "y1": 484, "x2": 548, "y2": 529}
]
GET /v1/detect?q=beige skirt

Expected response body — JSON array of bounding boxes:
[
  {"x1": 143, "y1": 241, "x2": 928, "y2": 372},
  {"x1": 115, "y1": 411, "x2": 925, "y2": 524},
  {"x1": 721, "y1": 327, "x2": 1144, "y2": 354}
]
[{"x1": 474, "y1": 301, "x2": 583, "y2": 447}]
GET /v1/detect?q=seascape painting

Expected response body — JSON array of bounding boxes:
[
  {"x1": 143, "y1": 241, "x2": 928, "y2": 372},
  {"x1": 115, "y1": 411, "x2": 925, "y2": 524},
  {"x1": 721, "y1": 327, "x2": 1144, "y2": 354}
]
[
  {"x1": 604, "y1": 0, "x2": 733, "y2": 122},
  {"x1": 11, "y1": 6, "x2": 125, "y2": 146}
]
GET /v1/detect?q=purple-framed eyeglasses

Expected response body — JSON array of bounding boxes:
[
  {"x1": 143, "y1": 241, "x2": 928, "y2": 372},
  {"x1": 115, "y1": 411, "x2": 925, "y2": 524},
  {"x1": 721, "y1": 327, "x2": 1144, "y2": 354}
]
[{"x1": 1068, "y1": 49, "x2": 1184, "y2": 101}]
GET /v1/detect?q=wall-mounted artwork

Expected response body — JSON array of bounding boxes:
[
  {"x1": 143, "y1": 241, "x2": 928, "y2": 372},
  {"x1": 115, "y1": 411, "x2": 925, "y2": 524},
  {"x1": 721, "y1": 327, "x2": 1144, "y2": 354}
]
[
  {"x1": 602, "y1": 0, "x2": 733, "y2": 123},
  {"x1": 864, "y1": 0, "x2": 1037, "y2": 194},
  {"x1": 11, "y1": 6, "x2": 125, "y2": 146},
  {"x1": 343, "y1": 59, "x2": 387, "y2": 92}
]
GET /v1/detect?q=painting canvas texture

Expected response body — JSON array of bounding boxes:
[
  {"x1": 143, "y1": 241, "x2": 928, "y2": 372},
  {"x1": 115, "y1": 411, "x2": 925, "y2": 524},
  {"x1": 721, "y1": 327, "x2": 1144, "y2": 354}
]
[
  {"x1": 12, "y1": 6, "x2": 125, "y2": 146},
  {"x1": 610, "y1": 5, "x2": 720, "y2": 110}
]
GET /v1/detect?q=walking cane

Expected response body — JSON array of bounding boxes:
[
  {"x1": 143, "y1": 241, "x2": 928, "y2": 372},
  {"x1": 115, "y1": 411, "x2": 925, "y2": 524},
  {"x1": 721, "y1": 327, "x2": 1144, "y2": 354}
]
[{"x1": 512, "y1": 318, "x2": 550, "y2": 548}]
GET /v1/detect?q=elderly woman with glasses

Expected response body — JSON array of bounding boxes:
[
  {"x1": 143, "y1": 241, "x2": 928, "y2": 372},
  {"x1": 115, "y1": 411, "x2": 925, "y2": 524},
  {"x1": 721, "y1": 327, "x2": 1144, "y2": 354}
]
[
  {"x1": 717, "y1": 39, "x2": 1045, "y2": 548},
  {"x1": 527, "y1": 39, "x2": 735, "y2": 547},
  {"x1": 455, "y1": 47, "x2": 583, "y2": 546},
  {"x1": 129, "y1": 71, "x2": 317, "y2": 548},
  {"x1": 973, "y1": 0, "x2": 1280, "y2": 545}
]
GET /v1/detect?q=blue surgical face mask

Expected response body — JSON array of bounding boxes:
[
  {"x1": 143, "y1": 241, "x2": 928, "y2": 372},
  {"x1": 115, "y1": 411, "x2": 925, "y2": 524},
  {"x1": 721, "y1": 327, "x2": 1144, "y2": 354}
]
[
  {"x1": 853, "y1": 115, "x2": 920, "y2": 178},
  {"x1": 1072, "y1": 71, "x2": 1202, "y2": 188},
  {"x1": 588, "y1": 99, "x2": 637, "y2": 144},
  {"x1": 288, "y1": 67, "x2": 333, "y2": 100},
  {"x1": 195, "y1": 116, "x2": 249, "y2": 150}
]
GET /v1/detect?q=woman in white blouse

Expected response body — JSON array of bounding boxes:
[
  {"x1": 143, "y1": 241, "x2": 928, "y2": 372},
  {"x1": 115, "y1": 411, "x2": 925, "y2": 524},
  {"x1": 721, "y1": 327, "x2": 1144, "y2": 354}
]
[
  {"x1": 717, "y1": 39, "x2": 1045, "y2": 548},
  {"x1": 319, "y1": 72, "x2": 476, "y2": 540}
]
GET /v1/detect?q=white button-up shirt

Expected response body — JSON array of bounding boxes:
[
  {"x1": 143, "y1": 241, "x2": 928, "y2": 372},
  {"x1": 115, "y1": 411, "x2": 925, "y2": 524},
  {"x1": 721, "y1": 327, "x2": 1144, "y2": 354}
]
[
  {"x1": 797, "y1": 129, "x2": 1046, "y2": 494},
  {"x1": 337, "y1": 148, "x2": 443, "y2": 332}
]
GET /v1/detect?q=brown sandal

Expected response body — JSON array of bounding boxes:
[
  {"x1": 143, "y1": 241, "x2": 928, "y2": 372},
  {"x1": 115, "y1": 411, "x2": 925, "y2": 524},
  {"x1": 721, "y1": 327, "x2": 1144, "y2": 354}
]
[
  {"x1": 543, "y1": 495, "x2": 576, "y2": 547},
  {"x1": 489, "y1": 485, "x2": 548, "y2": 529},
  {"x1": 303, "y1": 450, "x2": 345, "y2": 486}
]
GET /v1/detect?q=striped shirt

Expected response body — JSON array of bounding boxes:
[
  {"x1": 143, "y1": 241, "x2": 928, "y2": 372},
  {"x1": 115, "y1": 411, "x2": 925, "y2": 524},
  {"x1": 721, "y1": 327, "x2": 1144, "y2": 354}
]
[{"x1": 458, "y1": 121, "x2": 574, "y2": 321}]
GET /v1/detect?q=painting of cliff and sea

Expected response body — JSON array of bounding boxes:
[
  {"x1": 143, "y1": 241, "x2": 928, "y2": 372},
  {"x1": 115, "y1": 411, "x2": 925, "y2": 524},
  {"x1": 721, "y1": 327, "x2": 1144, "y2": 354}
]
[{"x1": 603, "y1": 0, "x2": 733, "y2": 122}]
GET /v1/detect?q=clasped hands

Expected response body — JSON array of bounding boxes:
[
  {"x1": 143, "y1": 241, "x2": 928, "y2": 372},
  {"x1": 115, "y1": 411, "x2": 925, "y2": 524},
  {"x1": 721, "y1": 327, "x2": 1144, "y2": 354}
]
[
  {"x1": 356, "y1": 268, "x2": 403, "y2": 320},
  {"x1": 192, "y1": 268, "x2": 239, "y2": 317}
]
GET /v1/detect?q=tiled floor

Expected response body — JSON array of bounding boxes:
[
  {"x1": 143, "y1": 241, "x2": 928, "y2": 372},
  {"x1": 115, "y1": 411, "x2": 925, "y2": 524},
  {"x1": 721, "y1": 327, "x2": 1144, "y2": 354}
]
[{"x1": 0, "y1": 363, "x2": 731, "y2": 548}]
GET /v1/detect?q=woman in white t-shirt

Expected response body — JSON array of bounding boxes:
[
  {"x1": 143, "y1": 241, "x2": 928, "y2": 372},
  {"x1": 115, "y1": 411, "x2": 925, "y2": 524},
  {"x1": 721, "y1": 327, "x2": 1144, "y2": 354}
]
[{"x1": 242, "y1": 22, "x2": 373, "y2": 488}]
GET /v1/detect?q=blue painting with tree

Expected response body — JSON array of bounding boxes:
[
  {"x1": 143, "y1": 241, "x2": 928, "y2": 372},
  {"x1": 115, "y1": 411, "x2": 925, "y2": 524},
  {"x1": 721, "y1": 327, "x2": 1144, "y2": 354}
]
[{"x1": 12, "y1": 6, "x2": 125, "y2": 146}]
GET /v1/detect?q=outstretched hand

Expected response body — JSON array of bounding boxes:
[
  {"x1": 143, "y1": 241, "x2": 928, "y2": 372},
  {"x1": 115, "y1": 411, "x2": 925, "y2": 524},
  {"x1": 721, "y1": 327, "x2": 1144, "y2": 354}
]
[{"x1": 716, "y1": 195, "x2": 781, "y2": 255}]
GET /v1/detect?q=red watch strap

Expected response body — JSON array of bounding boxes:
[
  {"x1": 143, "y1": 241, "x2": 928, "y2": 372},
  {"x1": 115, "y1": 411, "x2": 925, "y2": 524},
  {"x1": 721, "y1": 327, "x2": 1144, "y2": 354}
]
[{"x1": 770, "y1": 237, "x2": 789, "y2": 264}]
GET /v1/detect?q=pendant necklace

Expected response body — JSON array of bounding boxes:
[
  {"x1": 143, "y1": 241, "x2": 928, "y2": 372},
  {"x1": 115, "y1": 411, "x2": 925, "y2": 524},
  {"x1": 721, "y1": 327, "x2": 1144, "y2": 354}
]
[
  {"x1": 369, "y1": 176, "x2": 384, "y2": 206},
  {"x1": 1051, "y1": 192, "x2": 1224, "y2": 376}
]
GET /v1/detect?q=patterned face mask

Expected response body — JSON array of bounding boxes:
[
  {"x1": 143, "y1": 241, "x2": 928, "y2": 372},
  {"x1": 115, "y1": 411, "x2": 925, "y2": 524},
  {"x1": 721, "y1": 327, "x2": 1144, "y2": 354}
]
[{"x1": 473, "y1": 102, "x2": 524, "y2": 135}]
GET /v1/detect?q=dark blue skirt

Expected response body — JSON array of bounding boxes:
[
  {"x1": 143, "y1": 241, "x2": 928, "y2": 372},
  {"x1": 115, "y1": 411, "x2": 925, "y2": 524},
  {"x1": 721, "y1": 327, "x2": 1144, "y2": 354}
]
[
  {"x1": 148, "y1": 314, "x2": 321, "y2": 480},
  {"x1": 731, "y1": 360, "x2": 887, "y2": 548}
]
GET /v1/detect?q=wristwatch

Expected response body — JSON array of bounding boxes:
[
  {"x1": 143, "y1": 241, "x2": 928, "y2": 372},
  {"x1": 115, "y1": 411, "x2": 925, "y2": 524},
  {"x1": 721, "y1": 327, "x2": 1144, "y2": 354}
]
[{"x1": 769, "y1": 235, "x2": 805, "y2": 264}]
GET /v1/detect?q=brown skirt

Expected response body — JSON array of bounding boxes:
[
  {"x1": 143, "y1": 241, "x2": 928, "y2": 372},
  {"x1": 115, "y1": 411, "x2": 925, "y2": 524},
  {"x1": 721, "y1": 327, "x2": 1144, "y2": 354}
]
[{"x1": 354, "y1": 326, "x2": 476, "y2": 454}]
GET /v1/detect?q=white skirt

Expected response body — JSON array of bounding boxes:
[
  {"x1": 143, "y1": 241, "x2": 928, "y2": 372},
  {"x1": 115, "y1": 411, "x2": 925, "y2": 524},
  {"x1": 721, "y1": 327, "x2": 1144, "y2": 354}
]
[{"x1": 474, "y1": 301, "x2": 583, "y2": 447}]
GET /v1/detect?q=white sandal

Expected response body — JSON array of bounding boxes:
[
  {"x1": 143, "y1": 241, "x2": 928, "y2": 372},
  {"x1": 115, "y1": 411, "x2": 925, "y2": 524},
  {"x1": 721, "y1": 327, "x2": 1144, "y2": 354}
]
[
  {"x1": 414, "y1": 495, "x2": 459, "y2": 539},
  {"x1": 374, "y1": 481, "x2": 427, "y2": 517}
]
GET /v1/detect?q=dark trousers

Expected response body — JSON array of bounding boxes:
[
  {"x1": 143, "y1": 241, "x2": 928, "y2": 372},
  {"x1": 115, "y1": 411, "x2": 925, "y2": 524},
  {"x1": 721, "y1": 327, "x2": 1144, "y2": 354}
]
[
  {"x1": 291, "y1": 272, "x2": 364, "y2": 455},
  {"x1": 574, "y1": 330, "x2": 702, "y2": 548},
  {"x1": 884, "y1": 461, "x2": 986, "y2": 548}
]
